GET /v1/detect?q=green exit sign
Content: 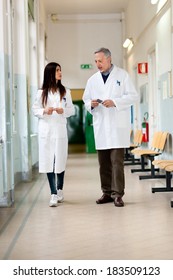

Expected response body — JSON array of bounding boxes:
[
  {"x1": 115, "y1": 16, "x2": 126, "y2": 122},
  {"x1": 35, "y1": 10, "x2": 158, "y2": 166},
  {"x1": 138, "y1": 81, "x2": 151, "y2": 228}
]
[{"x1": 80, "y1": 64, "x2": 93, "y2": 69}]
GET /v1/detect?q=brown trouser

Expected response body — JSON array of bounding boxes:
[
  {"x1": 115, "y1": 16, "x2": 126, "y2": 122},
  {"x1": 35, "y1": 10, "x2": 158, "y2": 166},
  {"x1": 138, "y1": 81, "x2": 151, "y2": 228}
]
[{"x1": 97, "y1": 148, "x2": 125, "y2": 198}]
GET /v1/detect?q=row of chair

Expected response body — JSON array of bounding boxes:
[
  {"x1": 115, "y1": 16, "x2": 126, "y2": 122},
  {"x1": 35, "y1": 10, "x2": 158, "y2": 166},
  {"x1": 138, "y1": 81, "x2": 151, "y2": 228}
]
[
  {"x1": 152, "y1": 160, "x2": 173, "y2": 207},
  {"x1": 126, "y1": 130, "x2": 173, "y2": 207}
]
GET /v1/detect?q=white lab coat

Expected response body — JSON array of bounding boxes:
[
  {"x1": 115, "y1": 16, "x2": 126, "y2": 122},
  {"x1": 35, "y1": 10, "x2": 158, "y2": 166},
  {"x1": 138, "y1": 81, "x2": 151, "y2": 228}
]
[
  {"x1": 32, "y1": 88, "x2": 75, "y2": 173},
  {"x1": 83, "y1": 65, "x2": 139, "y2": 149}
]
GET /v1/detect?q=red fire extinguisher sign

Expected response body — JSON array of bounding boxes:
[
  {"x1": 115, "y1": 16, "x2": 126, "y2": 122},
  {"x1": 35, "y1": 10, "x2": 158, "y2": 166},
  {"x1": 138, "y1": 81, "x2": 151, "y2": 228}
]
[{"x1": 138, "y1": 63, "x2": 148, "y2": 74}]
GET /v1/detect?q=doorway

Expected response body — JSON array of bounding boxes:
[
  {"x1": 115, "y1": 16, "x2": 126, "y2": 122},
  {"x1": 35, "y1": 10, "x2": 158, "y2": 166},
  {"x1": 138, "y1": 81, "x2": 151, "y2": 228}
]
[{"x1": 148, "y1": 46, "x2": 158, "y2": 141}]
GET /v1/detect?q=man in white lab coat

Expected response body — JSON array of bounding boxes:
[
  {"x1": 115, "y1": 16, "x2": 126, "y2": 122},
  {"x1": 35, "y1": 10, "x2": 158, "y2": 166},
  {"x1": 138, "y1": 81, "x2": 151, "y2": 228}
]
[{"x1": 83, "y1": 48, "x2": 138, "y2": 207}]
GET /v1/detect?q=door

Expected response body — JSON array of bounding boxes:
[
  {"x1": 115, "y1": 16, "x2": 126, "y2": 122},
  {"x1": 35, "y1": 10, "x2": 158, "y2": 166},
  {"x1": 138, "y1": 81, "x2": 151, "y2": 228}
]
[{"x1": 148, "y1": 47, "x2": 158, "y2": 142}]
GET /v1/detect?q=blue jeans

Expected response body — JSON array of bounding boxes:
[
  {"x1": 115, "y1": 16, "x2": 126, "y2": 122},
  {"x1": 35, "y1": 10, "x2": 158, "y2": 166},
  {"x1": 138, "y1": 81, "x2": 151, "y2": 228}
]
[{"x1": 47, "y1": 171, "x2": 65, "y2": 195}]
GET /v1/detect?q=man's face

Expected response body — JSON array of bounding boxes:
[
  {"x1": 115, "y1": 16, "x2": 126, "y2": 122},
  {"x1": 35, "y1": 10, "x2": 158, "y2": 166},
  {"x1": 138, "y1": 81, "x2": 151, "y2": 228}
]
[{"x1": 94, "y1": 52, "x2": 111, "y2": 73}]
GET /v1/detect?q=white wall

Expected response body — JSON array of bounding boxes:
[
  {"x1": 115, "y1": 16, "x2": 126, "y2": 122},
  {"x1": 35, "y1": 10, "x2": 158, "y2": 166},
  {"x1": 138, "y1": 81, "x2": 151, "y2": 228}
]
[
  {"x1": 125, "y1": 0, "x2": 159, "y2": 41},
  {"x1": 125, "y1": 0, "x2": 171, "y2": 84},
  {"x1": 125, "y1": 0, "x2": 172, "y2": 158},
  {"x1": 46, "y1": 14, "x2": 123, "y2": 88}
]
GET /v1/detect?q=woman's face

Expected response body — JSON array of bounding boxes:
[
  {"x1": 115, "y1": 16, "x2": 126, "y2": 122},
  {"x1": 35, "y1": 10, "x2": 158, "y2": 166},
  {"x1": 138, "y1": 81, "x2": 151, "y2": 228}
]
[{"x1": 55, "y1": 66, "x2": 62, "y2": 81}]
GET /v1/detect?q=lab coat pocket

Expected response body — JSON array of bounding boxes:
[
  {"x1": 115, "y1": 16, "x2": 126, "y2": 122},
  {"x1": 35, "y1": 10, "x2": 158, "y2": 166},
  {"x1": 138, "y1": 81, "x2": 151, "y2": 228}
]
[
  {"x1": 62, "y1": 97, "x2": 67, "y2": 108},
  {"x1": 111, "y1": 83, "x2": 123, "y2": 97}
]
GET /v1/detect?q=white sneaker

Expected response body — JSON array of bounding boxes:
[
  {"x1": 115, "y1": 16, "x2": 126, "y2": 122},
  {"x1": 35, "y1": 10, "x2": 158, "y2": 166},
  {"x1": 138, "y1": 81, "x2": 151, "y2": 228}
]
[
  {"x1": 57, "y1": 190, "x2": 64, "y2": 202},
  {"x1": 49, "y1": 194, "x2": 58, "y2": 207}
]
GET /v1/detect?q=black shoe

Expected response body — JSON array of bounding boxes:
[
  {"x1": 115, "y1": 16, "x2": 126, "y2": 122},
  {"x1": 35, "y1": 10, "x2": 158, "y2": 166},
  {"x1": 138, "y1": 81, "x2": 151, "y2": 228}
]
[
  {"x1": 114, "y1": 197, "x2": 124, "y2": 207},
  {"x1": 96, "y1": 194, "x2": 114, "y2": 204}
]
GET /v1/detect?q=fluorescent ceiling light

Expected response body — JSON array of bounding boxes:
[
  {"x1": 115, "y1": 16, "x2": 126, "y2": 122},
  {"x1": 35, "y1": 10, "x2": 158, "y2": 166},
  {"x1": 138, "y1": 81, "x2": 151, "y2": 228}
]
[{"x1": 123, "y1": 38, "x2": 134, "y2": 48}]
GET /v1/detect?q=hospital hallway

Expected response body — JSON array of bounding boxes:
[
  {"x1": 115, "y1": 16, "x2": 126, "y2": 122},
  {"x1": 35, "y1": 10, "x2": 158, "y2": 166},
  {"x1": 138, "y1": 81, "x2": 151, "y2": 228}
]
[{"x1": 0, "y1": 151, "x2": 173, "y2": 260}]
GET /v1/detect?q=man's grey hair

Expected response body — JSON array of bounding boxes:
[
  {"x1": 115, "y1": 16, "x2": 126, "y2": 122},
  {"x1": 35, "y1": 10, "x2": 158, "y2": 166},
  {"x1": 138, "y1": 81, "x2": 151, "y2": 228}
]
[{"x1": 94, "y1": 47, "x2": 111, "y2": 58}]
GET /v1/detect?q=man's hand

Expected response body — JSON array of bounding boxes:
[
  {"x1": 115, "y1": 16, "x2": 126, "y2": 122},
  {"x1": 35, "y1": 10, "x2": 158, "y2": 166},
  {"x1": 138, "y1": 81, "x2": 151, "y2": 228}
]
[
  {"x1": 102, "y1": 99, "x2": 116, "y2": 108},
  {"x1": 91, "y1": 99, "x2": 100, "y2": 108}
]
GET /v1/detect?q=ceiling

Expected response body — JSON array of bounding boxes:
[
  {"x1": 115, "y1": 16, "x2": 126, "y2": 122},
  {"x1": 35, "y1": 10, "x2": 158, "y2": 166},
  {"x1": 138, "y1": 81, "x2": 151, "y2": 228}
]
[{"x1": 43, "y1": 0, "x2": 129, "y2": 15}]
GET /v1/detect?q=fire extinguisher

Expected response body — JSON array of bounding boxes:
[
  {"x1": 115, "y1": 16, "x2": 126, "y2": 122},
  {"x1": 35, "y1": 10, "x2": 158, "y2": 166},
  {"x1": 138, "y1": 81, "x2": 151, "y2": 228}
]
[{"x1": 142, "y1": 112, "x2": 149, "y2": 142}]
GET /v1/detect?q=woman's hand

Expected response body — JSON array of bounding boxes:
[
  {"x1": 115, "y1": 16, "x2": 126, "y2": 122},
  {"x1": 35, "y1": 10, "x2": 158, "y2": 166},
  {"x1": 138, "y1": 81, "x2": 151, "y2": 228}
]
[
  {"x1": 44, "y1": 107, "x2": 54, "y2": 115},
  {"x1": 54, "y1": 108, "x2": 64, "y2": 114}
]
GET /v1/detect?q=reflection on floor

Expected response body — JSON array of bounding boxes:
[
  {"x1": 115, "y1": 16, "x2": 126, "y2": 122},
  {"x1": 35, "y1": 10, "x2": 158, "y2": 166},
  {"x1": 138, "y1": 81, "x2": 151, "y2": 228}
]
[{"x1": 0, "y1": 153, "x2": 173, "y2": 260}]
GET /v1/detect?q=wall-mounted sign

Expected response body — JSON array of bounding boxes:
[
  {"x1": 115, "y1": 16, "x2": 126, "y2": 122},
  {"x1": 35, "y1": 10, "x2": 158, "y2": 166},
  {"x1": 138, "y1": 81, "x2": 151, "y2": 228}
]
[
  {"x1": 80, "y1": 64, "x2": 93, "y2": 69},
  {"x1": 138, "y1": 63, "x2": 148, "y2": 74}
]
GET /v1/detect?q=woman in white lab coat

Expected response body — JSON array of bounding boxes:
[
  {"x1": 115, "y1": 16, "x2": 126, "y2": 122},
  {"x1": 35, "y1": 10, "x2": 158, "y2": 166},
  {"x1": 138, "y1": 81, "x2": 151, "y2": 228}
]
[
  {"x1": 83, "y1": 48, "x2": 138, "y2": 207},
  {"x1": 32, "y1": 62, "x2": 75, "y2": 207}
]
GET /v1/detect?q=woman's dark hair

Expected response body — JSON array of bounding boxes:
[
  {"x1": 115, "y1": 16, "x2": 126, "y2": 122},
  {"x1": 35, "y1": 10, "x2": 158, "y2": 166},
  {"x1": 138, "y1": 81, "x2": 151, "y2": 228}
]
[{"x1": 41, "y1": 62, "x2": 66, "y2": 107}]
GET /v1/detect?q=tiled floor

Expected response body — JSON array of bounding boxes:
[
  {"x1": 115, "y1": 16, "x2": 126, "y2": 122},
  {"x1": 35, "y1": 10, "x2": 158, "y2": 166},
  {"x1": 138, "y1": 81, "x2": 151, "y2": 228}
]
[{"x1": 0, "y1": 152, "x2": 173, "y2": 260}]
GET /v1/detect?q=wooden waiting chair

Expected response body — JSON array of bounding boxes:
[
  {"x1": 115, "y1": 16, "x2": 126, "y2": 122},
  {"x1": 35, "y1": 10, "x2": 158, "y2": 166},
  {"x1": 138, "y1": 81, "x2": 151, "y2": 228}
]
[
  {"x1": 152, "y1": 159, "x2": 173, "y2": 169},
  {"x1": 151, "y1": 163, "x2": 173, "y2": 193},
  {"x1": 124, "y1": 129, "x2": 143, "y2": 165},
  {"x1": 131, "y1": 131, "x2": 168, "y2": 180},
  {"x1": 164, "y1": 165, "x2": 173, "y2": 208},
  {"x1": 151, "y1": 162, "x2": 173, "y2": 207}
]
